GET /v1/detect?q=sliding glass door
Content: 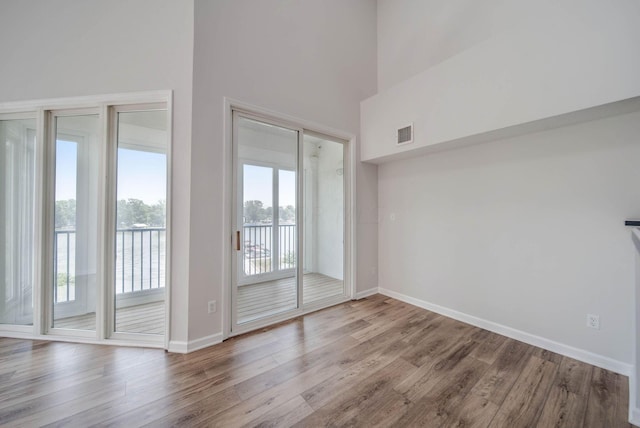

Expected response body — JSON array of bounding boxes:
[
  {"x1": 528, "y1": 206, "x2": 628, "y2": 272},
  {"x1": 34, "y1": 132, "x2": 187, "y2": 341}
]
[
  {"x1": 113, "y1": 107, "x2": 167, "y2": 335},
  {"x1": 51, "y1": 112, "x2": 100, "y2": 331},
  {"x1": 233, "y1": 114, "x2": 300, "y2": 326},
  {"x1": 45, "y1": 103, "x2": 168, "y2": 344},
  {"x1": 0, "y1": 93, "x2": 170, "y2": 347},
  {"x1": 302, "y1": 134, "x2": 345, "y2": 305},
  {"x1": 0, "y1": 116, "x2": 36, "y2": 326},
  {"x1": 231, "y1": 111, "x2": 348, "y2": 334}
]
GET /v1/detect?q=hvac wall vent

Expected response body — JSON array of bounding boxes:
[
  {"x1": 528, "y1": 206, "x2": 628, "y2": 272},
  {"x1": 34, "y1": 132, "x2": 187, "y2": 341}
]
[{"x1": 397, "y1": 123, "x2": 413, "y2": 145}]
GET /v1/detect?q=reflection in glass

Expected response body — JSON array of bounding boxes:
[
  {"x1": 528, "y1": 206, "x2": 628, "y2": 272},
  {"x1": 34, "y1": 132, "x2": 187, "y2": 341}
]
[
  {"x1": 236, "y1": 116, "x2": 298, "y2": 324},
  {"x1": 53, "y1": 115, "x2": 100, "y2": 330},
  {"x1": 303, "y1": 136, "x2": 344, "y2": 304},
  {"x1": 114, "y1": 110, "x2": 167, "y2": 335},
  {"x1": 242, "y1": 165, "x2": 273, "y2": 276},
  {"x1": 278, "y1": 169, "x2": 296, "y2": 271},
  {"x1": 0, "y1": 118, "x2": 36, "y2": 325}
]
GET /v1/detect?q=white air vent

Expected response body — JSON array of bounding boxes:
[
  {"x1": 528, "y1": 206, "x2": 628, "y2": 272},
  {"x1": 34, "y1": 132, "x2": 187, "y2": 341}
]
[{"x1": 396, "y1": 123, "x2": 413, "y2": 145}]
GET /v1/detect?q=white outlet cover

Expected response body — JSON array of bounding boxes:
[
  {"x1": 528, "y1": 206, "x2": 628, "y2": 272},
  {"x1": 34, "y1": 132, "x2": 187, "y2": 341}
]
[{"x1": 586, "y1": 314, "x2": 600, "y2": 329}]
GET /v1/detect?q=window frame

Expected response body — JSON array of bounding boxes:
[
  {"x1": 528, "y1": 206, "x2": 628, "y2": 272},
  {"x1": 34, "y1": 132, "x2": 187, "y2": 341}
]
[
  {"x1": 0, "y1": 113, "x2": 38, "y2": 330},
  {"x1": 0, "y1": 91, "x2": 172, "y2": 349},
  {"x1": 47, "y1": 119, "x2": 103, "y2": 329},
  {"x1": 107, "y1": 103, "x2": 170, "y2": 344}
]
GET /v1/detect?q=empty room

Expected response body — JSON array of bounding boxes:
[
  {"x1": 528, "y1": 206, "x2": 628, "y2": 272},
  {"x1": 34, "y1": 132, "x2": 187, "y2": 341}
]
[{"x1": 1, "y1": 0, "x2": 639, "y2": 426}]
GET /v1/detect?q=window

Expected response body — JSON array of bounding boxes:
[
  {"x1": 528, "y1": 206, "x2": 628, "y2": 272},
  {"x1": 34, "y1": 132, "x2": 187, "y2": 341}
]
[
  {"x1": 0, "y1": 92, "x2": 171, "y2": 347},
  {"x1": 113, "y1": 107, "x2": 167, "y2": 335},
  {"x1": 0, "y1": 116, "x2": 37, "y2": 325},
  {"x1": 51, "y1": 113, "x2": 100, "y2": 330}
]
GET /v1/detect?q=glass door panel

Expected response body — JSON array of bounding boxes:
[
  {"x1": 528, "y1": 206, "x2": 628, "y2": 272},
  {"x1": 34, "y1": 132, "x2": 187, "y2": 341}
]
[
  {"x1": 0, "y1": 118, "x2": 36, "y2": 325},
  {"x1": 278, "y1": 169, "x2": 296, "y2": 272},
  {"x1": 114, "y1": 110, "x2": 167, "y2": 335},
  {"x1": 302, "y1": 136, "x2": 345, "y2": 304},
  {"x1": 234, "y1": 115, "x2": 298, "y2": 326},
  {"x1": 242, "y1": 165, "x2": 273, "y2": 278},
  {"x1": 52, "y1": 114, "x2": 100, "y2": 330}
]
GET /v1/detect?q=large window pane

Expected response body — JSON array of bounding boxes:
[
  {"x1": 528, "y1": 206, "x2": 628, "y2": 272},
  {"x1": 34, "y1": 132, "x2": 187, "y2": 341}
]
[
  {"x1": 243, "y1": 164, "x2": 273, "y2": 276},
  {"x1": 52, "y1": 114, "x2": 99, "y2": 330},
  {"x1": 278, "y1": 169, "x2": 296, "y2": 271},
  {"x1": 303, "y1": 136, "x2": 344, "y2": 304},
  {"x1": 0, "y1": 118, "x2": 36, "y2": 325},
  {"x1": 114, "y1": 110, "x2": 167, "y2": 335},
  {"x1": 236, "y1": 116, "x2": 298, "y2": 324}
]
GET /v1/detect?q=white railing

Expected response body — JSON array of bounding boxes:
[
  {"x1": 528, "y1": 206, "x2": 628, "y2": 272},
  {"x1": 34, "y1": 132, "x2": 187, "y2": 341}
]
[
  {"x1": 54, "y1": 228, "x2": 166, "y2": 303},
  {"x1": 243, "y1": 224, "x2": 296, "y2": 276}
]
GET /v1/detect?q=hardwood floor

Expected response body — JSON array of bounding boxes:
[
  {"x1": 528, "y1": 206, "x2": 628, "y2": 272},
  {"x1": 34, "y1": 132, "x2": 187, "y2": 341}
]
[{"x1": 0, "y1": 294, "x2": 634, "y2": 427}]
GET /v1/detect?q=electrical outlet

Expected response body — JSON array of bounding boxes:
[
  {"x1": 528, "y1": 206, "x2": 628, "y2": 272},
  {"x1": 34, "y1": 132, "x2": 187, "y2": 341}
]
[
  {"x1": 586, "y1": 314, "x2": 600, "y2": 330},
  {"x1": 208, "y1": 300, "x2": 217, "y2": 314}
]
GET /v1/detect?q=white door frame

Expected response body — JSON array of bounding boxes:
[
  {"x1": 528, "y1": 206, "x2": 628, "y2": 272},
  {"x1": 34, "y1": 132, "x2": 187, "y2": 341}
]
[
  {"x1": 230, "y1": 110, "x2": 304, "y2": 334},
  {"x1": 0, "y1": 91, "x2": 172, "y2": 349},
  {"x1": 223, "y1": 98, "x2": 357, "y2": 339}
]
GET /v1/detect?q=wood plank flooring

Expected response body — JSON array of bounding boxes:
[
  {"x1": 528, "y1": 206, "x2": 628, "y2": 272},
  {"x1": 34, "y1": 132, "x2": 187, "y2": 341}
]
[
  {"x1": 238, "y1": 273, "x2": 344, "y2": 323},
  {"x1": 0, "y1": 294, "x2": 634, "y2": 427}
]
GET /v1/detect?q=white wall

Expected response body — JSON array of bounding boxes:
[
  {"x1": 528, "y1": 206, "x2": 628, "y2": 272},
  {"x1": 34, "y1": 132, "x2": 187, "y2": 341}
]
[
  {"x1": 369, "y1": 0, "x2": 640, "y2": 367},
  {"x1": 365, "y1": 0, "x2": 640, "y2": 162},
  {"x1": 190, "y1": 0, "x2": 378, "y2": 340},
  {"x1": 378, "y1": 111, "x2": 640, "y2": 364},
  {"x1": 0, "y1": 0, "x2": 194, "y2": 343},
  {"x1": 304, "y1": 146, "x2": 318, "y2": 274},
  {"x1": 378, "y1": 0, "x2": 640, "y2": 91},
  {"x1": 377, "y1": 0, "x2": 548, "y2": 91},
  {"x1": 302, "y1": 139, "x2": 345, "y2": 281},
  {"x1": 316, "y1": 140, "x2": 344, "y2": 280}
]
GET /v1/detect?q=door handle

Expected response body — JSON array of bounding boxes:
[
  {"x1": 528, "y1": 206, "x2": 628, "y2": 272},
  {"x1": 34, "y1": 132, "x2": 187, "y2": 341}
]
[{"x1": 236, "y1": 230, "x2": 241, "y2": 251}]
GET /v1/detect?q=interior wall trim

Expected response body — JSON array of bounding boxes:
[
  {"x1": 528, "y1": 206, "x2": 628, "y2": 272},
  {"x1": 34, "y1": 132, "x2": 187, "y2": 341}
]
[
  {"x1": 354, "y1": 288, "x2": 378, "y2": 300},
  {"x1": 377, "y1": 287, "x2": 632, "y2": 376},
  {"x1": 168, "y1": 332, "x2": 223, "y2": 354},
  {"x1": 630, "y1": 372, "x2": 639, "y2": 425}
]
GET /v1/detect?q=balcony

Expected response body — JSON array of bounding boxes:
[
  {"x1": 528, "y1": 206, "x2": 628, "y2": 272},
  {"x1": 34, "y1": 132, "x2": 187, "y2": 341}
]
[
  {"x1": 53, "y1": 227, "x2": 166, "y2": 334},
  {"x1": 242, "y1": 224, "x2": 296, "y2": 277},
  {"x1": 53, "y1": 224, "x2": 345, "y2": 331},
  {"x1": 239, "y1": 224, "x2": 345, "y2": 324}
]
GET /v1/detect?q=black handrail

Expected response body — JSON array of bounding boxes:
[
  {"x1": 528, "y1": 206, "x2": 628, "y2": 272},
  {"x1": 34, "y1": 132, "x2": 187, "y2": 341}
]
[{"x1": 625, "y1": 220, "x2": 640, "y2": 227}]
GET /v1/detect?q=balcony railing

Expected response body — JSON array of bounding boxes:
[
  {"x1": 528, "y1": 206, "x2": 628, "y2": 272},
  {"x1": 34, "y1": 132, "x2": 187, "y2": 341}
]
[
  {"x1": 54, "y1": 230, "x2": 76, "y2": 303},
  {"x1": 243, "y1": 224, "x2": 295, "y2": 276},
  {"x1": 54, "y1": 228, "x2": 166, "y2": 303}
]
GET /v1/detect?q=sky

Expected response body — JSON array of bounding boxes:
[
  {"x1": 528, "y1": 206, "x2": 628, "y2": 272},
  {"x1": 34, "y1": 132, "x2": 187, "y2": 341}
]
[
  {"x1": 55, "y1": 140, "x2": 77, "y2": 200},
  {"x1": 243, "y1": 164, "x2": 296, "y2": 208},
  {"x1": 116, "y1": 148, "x2": 166, "y2": 204},
  {"x1": 55, "y1": 141, "x2": 166, "y2": 205},
  {"x1": 56, "y1": 140, "x2": 295, "y2": 208}
]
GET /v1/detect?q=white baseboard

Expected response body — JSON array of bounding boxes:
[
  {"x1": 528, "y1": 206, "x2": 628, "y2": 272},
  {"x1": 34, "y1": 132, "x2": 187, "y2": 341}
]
[
  {"x1": 630, "y1": 373, "x2": 639, "y2": 425},
  {"x1": 353, "y1": 287, "x2": 378, "y2": 300},
  {"x1": 168, "y1": 332, "x2": 223, "y2": 354},
  {"x1": 378, "y1": 287, "x2": 632, "y2": 376},
  {"x1": 167, "y1": 340, "x2": 188, "y2": 353},
  {"x1": 0, "y1": 330, "x2": 35, "y2": 339},
  {"x1": 630, "y1": 407, "x2": 640, "y2": 426}
]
